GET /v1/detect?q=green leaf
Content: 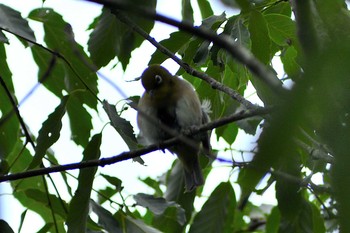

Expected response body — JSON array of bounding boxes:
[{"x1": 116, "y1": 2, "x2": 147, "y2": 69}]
[
  {"x1": 31, "y1": 47, "x2": 65, "y2": 98},
  {"x1": 28, "y1": 96, "x2": 69, "y2": 169},
  {"x1": 266, "y1": 207, "x2": 280, "y2": 233},
  {"x1": 264, "y1": 14, "x2": 296, "y2": 46},
  {"x1": 249, "y1": 10, "x2": 271, "y2": 64},
  {"x1": 182, "y1": 0, "x2": 194, "y2": 24},
  {"x1": 66, "y1": 93, "x2": 92, "y2": 147},
  {"x1": 29, "y1": 8, "x2": 98, "y2": 110},
  {"x1": 149, "y1": 31, "x2": 192, "y2": 65},
  {"x1": 0, "y1": 4, "x2": 36, "y2": 44},
  {"x1": 139, "y1": 177, "x2": 163, "y2": 197},
  {"x1": 101, "y1": 174, "x2": 123, "y2": 192},
  {"x1": 88, "y1": 8, "x2": 120, "y2": 68},
  {"x1": 264, "y1": 1, "x2": 291, "y2": 16},
  {"x1": 197, "y1": 0, "x2": 214, "y2": 19},
  {"x1": 24, "y1": 189, "x2": 68, "y2": 219},
  {"x1": 18, "y1": 209, "x2": 28, "y2": 233},
  {"x1": 280, "y1": 46, "x2": 301, "y2": 79},
  {"x1": 102, "y1": 100, "x2": 138, "y2": 151},
  {"x1": 189, "y1": 182, "x2": 236, "y2": 233},
  {"x1": 66, "y1": 133, "x2": 102, "y2": 233},
  {"x1": 0, "y1": 220, "x2": 14, "y2": 233},
  {"x1": 90, "y1": 200, "x2": 122, "y2": 233},
  {"x1": 0, "y1": 43, "x2": 19, "y2": 158}
]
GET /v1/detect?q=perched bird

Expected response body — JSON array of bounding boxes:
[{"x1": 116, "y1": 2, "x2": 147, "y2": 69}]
[{"x1": 137, "y1": 64, "x2": 211, "y2": 192}]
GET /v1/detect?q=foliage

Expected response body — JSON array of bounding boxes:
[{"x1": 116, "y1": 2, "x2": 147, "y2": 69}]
[{"x1": 0, "y1": 0, "x2": 348, "y2": 232}]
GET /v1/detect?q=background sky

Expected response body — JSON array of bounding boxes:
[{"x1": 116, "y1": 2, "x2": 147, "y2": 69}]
[{"x1": 0, "y1": 0, "x2": 274, "y2": 232}]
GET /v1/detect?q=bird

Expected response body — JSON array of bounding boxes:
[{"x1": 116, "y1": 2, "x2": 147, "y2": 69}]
[{"x1": 137, "y1": 64, "x2": 211, "y2": 192}]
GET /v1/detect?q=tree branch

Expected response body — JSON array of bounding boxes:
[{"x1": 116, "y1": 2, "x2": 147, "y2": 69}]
[{"x1": 0, "y1": 106, "x2": 270, "y2": 183}]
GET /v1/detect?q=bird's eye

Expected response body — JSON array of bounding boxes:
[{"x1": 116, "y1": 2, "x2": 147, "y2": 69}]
[{"x1": 155, "y1": 75, "x2": 162, "y2": 84}]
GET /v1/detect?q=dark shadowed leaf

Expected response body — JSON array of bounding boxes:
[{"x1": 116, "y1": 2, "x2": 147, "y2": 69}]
[
  {"x1": 182, "y1": 0, "x2": 194, "y2": 24},
  {"x1": 28, "y1": 96, "x2": 69, "y2": 169},
  {"x1": 0, "y1": 44, "x2": 19, "y2": 158},
  {"x1": 0, "y1": 4, "x2": 36, "y2": 45},
  {"x1": 0, "y1": 220, "x2": 14, "y2": 233},
  {"x1": 189, "y1": 182, "x2": 236, "y2": 233},
  {"x1": 101, "y1": 174, "x2": 123, "y2": 192},
  {"x1": 102, "y1": 100, "x2": 138, "y2": 151},
  {"x1": 90, "y1": 200, "x2": 122, "y2": 233}
]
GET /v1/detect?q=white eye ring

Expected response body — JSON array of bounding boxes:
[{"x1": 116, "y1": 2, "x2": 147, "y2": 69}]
[{"x1": 155, "y1": 75, "x2": 162, "y2": 84}]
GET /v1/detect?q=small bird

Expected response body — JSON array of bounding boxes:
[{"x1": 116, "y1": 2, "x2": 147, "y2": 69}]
[{"x1": 137, "y1": 64, "x2": 211, "y2": 192}]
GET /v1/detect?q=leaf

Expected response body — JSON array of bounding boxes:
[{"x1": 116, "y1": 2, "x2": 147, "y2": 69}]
[
  {"x1": 88, "y1": 8, "x2": 120, "y2": 68},
  {"x1": 66, "y1": 93, "x2": 92, "y2": 147},
  {"x1": 0, "y1": 43, "x2": 19, "y2": 157},
  {"x1": 28, "y1": 96, "x2": 69, "y2": 169},
  {"x1": 249, "y1": 10, "x2": 271, "y2": 64},
  {"x1": 66, "y1": 133, "x2": 102, "y2": 233},
  {"x1": 164, "y1": 160, "x2": 196, "y2": 222},
  {"x1": 29, "y1": 8, "x2": 98, "y2": 110},
  {"x1": 0, "y1": 30, "x2": 8, "y2": 43},
  {"x1": 101, "y1": 174, "x2": 123, "y2": 192},
  {"x1": 265, "y1": 207, "x2": 280, "y2": 233},
  {"x1": 125, "y1": 216, "x2": 162, "y2": 233},
  {"x1": 134, "y1": 193, "x2": 186, "y2": 226},
  {"x1": 264, "y1": 14, "x2": 296, "y2": 46},
  {"x1": 0, "y1": 220, "x2": 14, "y2": 233},
  {"x1": 102, "y1": 100, "x2": 138, "y2": 151},
  {"x1": 189, "y1": 182, "x2": 236, "y2": 233},
  {"x1": 31, "y1": 46, "x2": 65, "y2": 98},
  {"x1": 280, "y1": 46, "x2": 301, "y2": 79},
  {"x1": 197, "y1": 0, "x2": 214, "y2": 19},
  {"x1": 0, "y1": 4, "x2": 36, "y2": 44},
  {"x1": 182, "y1": 0, "x2": 194, "y2": 24},
  {"x1": 90, "y1": 200, "x2": 122, "y2": 233},
  {"x1": 149, "y1": 31, "x2": 192, "y2": 65}
]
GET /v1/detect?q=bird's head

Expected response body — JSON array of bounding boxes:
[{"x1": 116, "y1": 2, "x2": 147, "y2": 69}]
[{"x1": 140, "y1": 64, "x2": 174, "y2": 102}]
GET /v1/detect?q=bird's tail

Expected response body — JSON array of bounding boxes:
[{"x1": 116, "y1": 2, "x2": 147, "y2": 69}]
[{"x1": 183, "y1": 158, "x2": 204, "y2": 192}]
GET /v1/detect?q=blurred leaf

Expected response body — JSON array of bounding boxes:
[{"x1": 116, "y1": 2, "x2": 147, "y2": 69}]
[
  {"x1": 25, "y1": 189, "x2": 68, "y2": 218},
  {"x1": 0, "y1": 44, "x2": 19, "y2": 158},
  {"x1": 280, "y1": 46, "x2": 301, "y2": 79},
  {"x1": 0, "y1": 30, "x2": 8, "y2": 43},
  {"x1": 263, "y1": 1, "x2": 291, "y2": 16},
  {"x1": 266, "y1": 207, "x2": 280, "y2": 233},
  {"x1": 67, "y1": 133, "x2": 102, "y2": 233},
  {"x1": 197, "y1": 0, "x2": 214, "y2": 19},
  {"x1": 0, "y1": 220, "x2": 14, "y2": 233},
  {"x1": 221, "y1": 0, "x2": 251, "y2": 11},
  {"x1": 97, "y1": 186, "x2": 116, "y2": 204},
  {"x1": 189, "y1": 182, "x2": 236, "y2": 233},
  {"x1": 265, "y1": 14, "x2": 296, "y2": 46},
  {"x1": 140, "y1": 177, "x2": 163, "y2": 196},
  {"x1": 134, "y1": 193, "x2": 186, "y2": 226},
  {"x1": 182, "y1": 0, "x2": 194, "y2": 24},
  {"x1": 249, "y1": 10, "x2": 271, "y2": 64},
  {"x1": 28, "y1": 96, "x2": 69, "y2": 169},
  {"x1": 165, "y1": 160, "x2": 196, "y2": 223},
  {"x1": 90, "y1": 200, "x2": 122, "y2": 233},
  {"x1": 0, "y1": 4, "x2": 36, "y2": 45},
  {"x1": 18, "y1": 210, "x2": 28, "y2": 233}
]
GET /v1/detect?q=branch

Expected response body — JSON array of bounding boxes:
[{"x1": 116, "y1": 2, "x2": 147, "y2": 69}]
[
  {"x1": 86, "y1": 0, "x2": 286, "y2": 96},
  {"x1": 113, "y1": 10, "x2": 257, "y2": 110},
  {"x1": 0, "y1": 106, "x2": 270, "y2": 183}
]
